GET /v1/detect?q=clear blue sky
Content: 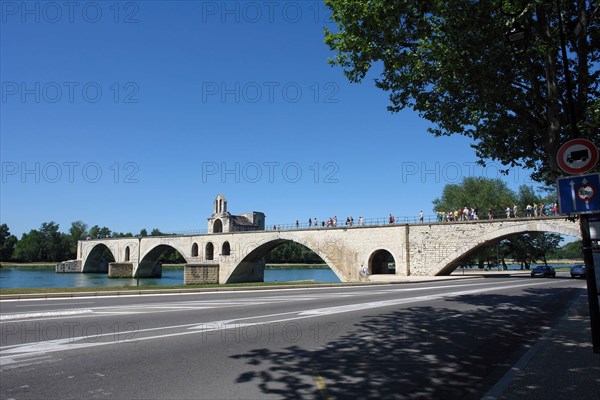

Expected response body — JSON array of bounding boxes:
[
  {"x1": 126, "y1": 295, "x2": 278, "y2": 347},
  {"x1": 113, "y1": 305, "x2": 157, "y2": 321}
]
[{"x1": 1, "y1": 1, "x2": 541, "y2": 237}]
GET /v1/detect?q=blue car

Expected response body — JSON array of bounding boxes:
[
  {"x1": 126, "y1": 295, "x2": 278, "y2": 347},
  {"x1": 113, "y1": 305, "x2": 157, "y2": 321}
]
[
  {"x1": 531, "y1": 265, "x2": 556, "y2": 278},
  {"x1": 570, "y1": 264, "x2": 586, "y2": 278}
]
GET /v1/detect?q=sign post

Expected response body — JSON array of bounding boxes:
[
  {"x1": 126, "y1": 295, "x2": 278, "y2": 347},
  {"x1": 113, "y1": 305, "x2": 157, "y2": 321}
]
[
  {"x1": 557, "y1": 138, "x2": 600, "y2": 353},
  {"x1": 580, "y1": 214, "x2": 600, "y2": 353}
]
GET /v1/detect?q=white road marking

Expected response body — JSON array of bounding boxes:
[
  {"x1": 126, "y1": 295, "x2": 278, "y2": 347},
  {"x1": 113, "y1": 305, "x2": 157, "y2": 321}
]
[
  {"x1": 0, "y1": 310, "x2": 93, "y2": 321},
  {"x1": 0, "y1": 279, "x2": 563, "y2": 370},
  {"x1": 1, "y1": 279, "x2": 574, "y2": 322},
  {"x1": 14, "y1": 302, "x2": 95, "y2": 307}
]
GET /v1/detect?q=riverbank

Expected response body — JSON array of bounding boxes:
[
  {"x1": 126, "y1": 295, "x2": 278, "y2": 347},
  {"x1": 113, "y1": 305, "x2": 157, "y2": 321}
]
[
  {"x1": 0, "y1": 280, "x2": 324, "y2": 295},
  {"x1": 0, "y1": 262, "x2": 331, "y2": 269},
  {"x1": 0, "y1": 262, "x2": 56, "y2": 268}
]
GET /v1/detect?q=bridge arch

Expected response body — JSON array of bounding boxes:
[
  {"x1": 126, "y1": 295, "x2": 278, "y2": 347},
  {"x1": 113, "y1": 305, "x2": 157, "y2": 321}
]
[
  {"x1": 137, "y1": 244, "x2": 189, "y2": 278},
  {"x1": 227, "y1": 238, "x2": 342, "y2": 283},
  {"x1": 433, "y1": 220, "x2": 581, "y2": 275},
  {"x1": 82, "y1": 243, "x2": 116, "y2": 273},
  {"x1": 368, "y1": 249, "x2": 396, "y2": 275}
]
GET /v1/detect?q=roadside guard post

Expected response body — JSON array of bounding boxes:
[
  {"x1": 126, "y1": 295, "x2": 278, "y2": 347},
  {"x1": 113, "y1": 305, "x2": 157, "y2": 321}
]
[{"x1": 556, "y1": 138, "x2": 600, "y2": 353}]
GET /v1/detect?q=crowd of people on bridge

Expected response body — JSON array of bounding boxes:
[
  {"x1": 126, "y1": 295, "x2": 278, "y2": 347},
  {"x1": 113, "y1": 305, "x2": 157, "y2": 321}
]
[
  {"x1": 273, "y1": 200, "x2": 560, "y2": 231},
  {"x1": 297, "y1": 216, "x2": 367, "y2": 229},
  {"x1": 436, "y1": 202, "x2": 559, "y2": 222}
]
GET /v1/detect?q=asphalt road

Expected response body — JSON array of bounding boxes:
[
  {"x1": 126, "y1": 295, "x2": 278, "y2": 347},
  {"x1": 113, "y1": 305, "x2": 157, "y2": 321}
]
[{"x1": 0, "y1": 274, "x2": 587, "y2": 399}]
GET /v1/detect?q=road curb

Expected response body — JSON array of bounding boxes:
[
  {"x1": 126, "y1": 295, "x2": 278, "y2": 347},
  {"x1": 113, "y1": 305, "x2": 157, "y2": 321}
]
[
  {"x1": 480, "y1": 293, "x2": 589, "y2": 400},
  {"x1": 0, "y1": 275, "x2": 483, "y2": 300}
]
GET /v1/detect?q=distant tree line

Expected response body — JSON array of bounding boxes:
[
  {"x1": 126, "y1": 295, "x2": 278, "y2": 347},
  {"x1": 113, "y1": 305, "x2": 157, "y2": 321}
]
[
  {"x1": 0, "y1": 178, "x2": 583, "y2": 266},
  {"x1": 0, "y1": 222, "x2": 180, "y2": 263},
  {"x1": 460, "y1": 232, "x2": 566, "y2": 270},
  {"x1": 265, "y1": 242, "x2": 325, "y2": 264}
]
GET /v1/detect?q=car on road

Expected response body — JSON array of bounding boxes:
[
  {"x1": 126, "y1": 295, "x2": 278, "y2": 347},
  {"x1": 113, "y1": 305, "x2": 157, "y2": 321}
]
[
  {"x1": 531, "y1": 265, "x2": 556, "y2": 278},
  {"x1": 570, "y1": 264, "x2": 586, "y2": 278}
]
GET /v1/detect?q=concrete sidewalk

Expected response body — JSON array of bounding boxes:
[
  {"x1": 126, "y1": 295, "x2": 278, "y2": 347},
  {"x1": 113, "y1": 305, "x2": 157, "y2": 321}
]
[{"x1": 483, "y1": 293, "x2": 600, "y2": 400}]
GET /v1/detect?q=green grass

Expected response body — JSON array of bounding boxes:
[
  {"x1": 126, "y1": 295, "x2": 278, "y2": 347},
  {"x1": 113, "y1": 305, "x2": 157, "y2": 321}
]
[
  {"x1": 0, "y1": 262, "x2": 55, "y2": 268},
  {"x1": 265, "y1": 263, "x2": 328, "y2": 269}
]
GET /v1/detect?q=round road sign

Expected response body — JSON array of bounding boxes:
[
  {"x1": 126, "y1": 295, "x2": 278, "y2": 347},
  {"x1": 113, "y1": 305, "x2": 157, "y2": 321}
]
[
  {"x1": 556, "y1": 138, "x2": 599, "y2": 175},
  {"x1": 577, "y1": 184, "x2": 595, "y2": 201}
]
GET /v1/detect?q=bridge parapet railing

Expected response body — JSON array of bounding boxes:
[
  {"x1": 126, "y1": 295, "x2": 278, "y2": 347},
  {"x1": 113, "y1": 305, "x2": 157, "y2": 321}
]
[
  {"x1": 81, "y1": 211, "x2": 564, "y2": 240},
  {"x1": 263, "y1": 211, "x2": 563, "y2": 232}
]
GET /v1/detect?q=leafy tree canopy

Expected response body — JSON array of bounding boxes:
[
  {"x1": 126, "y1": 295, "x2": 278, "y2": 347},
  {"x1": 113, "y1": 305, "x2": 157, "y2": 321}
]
[
  {"x1": 433, "y1": 176, "x2": 518, "y2": 214},
  {"x1": 0, "y1": 224, "x2": 18, "y2": 261},
  {"x1": 324, "y1": 0, "x2": 599, "y2": 183}
]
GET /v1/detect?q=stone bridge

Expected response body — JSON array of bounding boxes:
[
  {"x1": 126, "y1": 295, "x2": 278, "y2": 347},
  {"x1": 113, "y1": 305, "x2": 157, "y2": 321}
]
[{"x1": 70, "y1": 216, "x2": 580, "y2": 284}]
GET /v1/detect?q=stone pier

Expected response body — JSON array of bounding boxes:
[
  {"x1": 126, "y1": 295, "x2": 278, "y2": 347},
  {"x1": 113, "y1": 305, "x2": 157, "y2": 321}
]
[
  {"x1": 108, "y1": 262, "x2": 134, "y2": 278},
  {"x1": 184, "y1": 264, "x2": 219, "y2": 285}
]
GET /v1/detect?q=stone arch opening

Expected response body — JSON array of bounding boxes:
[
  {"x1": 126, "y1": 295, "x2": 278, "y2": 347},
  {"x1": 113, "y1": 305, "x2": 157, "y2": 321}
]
[
  {"x1": 124, "y1": 246, "x2": 130, "y2": 261},
  {"x1": 213, "y1": 219, "x2": 223, "y2": 233},
  {"x1": 227, "y1": 239, "x2": 340, "y2": 283},
  {"x1": 222, "y1": 241, "x2": 231, "y2": 256},
  {"x1": 82, "y1": 243, "x2": 116, "y2": 273},
  {"x1": 137, "y1": 244, "x2": 186, "y2": 278},
  {"x1": 434, "y1": 223, "x2": 582, "y2": 275},
  {"x1": 206, "y1": 242, "x2": 214, "y2": 260},
  {"x1": 191, "y1": 242, "x2": 199, "y2": 257},
  {"x1": 368, "y1": 249, "x2": 396, "y2": 275}
]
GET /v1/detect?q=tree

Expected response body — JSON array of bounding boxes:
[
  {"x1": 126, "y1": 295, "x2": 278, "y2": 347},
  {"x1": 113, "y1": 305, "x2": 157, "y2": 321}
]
[
  {"x1": 502, "y1": 232, "x2": 562, "y2": 268},
  {"x1": 517, "y1": 185, "x2": 539, "y2": 207},
  {"x1": 548, "y1": 239, "x2": 582, "y2": 258},
  {"x1": 139, "y1": 228, "x2": 148, "y2": 237},
  {"x1": 14, "y1": 230, "x2": 43, "y2": 262},
  {"x1": 324, "y1": 0, "x2": 599, "y2": 183},
  {"x1": 113, "y1": 232, "x2": 134, "y2": 238},
  {"x1": 68, "y1": 221, "x2": 88, "y2": 258},
  {"x1": 265, "y1": 242, "x2": 325, "y2": 264},
  {"x1": 39, "y1": 222, "x2": 67, "y2": 262},
  {"x1": 432, "y1": 176, "x2": 517, "y2": 216},
  {"x1": 0, "y1": 224, "x2": 17, "y2": 261},
  {"x1": 89, "y1": 225, "x2": 111, "y2": 239}
]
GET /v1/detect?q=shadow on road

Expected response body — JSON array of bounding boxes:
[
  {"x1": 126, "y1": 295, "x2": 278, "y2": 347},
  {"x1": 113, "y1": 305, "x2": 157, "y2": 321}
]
[{"x1": 230, "y1": 287, "x2": 584, "y2": 399}]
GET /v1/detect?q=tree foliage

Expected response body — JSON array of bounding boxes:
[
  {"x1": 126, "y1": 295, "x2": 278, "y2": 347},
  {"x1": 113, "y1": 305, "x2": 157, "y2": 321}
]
[
  {"x1": 88, "y1": 225, "x2": 111, "y2": 239},
  {"x1": 265, "y1": 242, "x2": 325, "y2": 264},
  {"x1": 0, "y1": 224, "x2": 18, "y2": 261},
  {"x1": 504, "y1": 232, "x2": 563, "y2": 268},
  {"x1": 324, "y1": 0, "x2": 599, "y2": 183},
  {"x1": 548, "y1": 239, "x2": 583, "y2": 258},
  {"x1": 432, "y1": 177, "x2": 517, "y2": 214},
  {"x1": 14, "y1": 222, "x2": 71, "y2": 262}
]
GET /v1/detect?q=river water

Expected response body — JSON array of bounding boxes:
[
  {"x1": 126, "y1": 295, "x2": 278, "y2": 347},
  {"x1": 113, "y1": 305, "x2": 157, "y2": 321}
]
[
  {"x1": 0, "y1": 264, "x2": 576, "y2": 290},
  {"x1": 0, "y1": 266, "x2": 341, "y2": 289}
]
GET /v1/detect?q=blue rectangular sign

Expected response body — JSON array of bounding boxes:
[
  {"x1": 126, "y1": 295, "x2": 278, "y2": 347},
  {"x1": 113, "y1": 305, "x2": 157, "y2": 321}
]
[{"x1": 557, "y1": 173, "x2": 600, "y2": 214}]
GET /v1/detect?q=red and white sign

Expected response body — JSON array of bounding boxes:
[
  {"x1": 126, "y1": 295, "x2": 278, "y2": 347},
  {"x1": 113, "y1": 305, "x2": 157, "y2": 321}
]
[{"x1": 557, "y1": 139, "x2": 599, "y2": 175}]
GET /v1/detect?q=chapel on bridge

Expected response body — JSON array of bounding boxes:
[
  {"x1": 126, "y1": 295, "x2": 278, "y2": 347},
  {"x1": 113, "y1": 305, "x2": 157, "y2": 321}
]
[{"x1": 207, "y1": 194, "x2": 265, "y2": 233}]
